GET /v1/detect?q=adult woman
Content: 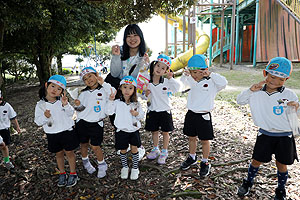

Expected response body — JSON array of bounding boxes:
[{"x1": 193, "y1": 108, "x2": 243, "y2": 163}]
[{"x1": 106, "y1": 24, "x2": 149, "y2": 89}]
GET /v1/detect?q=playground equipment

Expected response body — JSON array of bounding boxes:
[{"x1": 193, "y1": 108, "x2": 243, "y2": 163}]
[{"x1": 159, "y1": 14, "x2": 210, "y2": 72}]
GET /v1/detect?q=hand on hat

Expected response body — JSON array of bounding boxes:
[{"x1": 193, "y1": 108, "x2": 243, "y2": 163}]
[
  {"x1": 250, "y1": 80, "x2": 266, "y2": 92},
  {"x1": 109, "y1": 88, "x2": 117, "y2": 101},
  {"x1": 112, "y1": 45, "x2": 120, "y2": 55}
]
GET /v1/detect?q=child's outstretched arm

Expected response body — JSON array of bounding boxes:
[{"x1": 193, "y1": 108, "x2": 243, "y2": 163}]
[
  {"x1": 210, "y1": 72, "x2": 228, "y2": 91},
  {"x1": 12, "y1": 118, "x2": 21, "y2": 134}
]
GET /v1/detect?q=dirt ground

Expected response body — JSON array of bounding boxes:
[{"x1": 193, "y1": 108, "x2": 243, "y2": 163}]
[{"x1": 0, "y1": 75, "x2": 300, "y2": 200}]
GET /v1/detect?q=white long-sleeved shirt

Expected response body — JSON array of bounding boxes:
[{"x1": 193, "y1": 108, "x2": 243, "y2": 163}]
[
  {"x1": 106, "y1": 99, "x2": 144, "y2": 132},
  {"x1": 110, "y1": 54, "x2": 144, "y2": 79},
  {"x1": 34, "y1": 99, "x2": 74, "y2": 134},
  {"x1": 180, "y1": 72, "x2": 228, "y2": 113},
  {"x1": 147, "y1": 77, "x2": 181, "y2": 112},
  {"x1": 237, "y1": 86, "x2": 299, "y2": 134},
  {"x1": 75, "y1": 83, "x2": 115, "y2": 124},
  {"x1": 0, "y1": 102, "x2": 17, "y2": 130}
]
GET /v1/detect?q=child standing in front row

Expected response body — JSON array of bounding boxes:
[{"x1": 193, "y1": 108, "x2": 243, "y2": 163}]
[
  {"x1": 0, "y1": 90, "x2": 21, "y2": 169},
  {"x1": 145, "y1": 54, "x2": 180, "y2": 164},
  {"x1": 107, "y1": 76, "x2": 144, "y2": 180},
  {"x1": 74, "y1": 67, "x2": 115, "y2": 178},
  {"x1": 180, "y1": 54, "x2": 227, "y2": 177},
  {"x1": 236, "y1": 57, "x2": 299, "y2": 200},
  {"x1": 34, "y1": 75, "x2": 79, "y2": 187}
]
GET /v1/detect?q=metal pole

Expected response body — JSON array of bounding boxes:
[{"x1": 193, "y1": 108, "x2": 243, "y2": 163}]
[
  {"x1": 174, "y1": 26, "x2": 177, "y2": 58},
  {"x1": 188, "y1": 9, "x2": 191, "y2": 49},
  {"x1": 253, "y1": 0, "x2": 259, "y2": 67},
  {"x1": 165, "y1": 15, "x2": 168, "y2": 55},
  {"x1": 235, "y1": 0, "x2": 239, "y2": 65},
  {"x1": 209, "y1": 0, "x2": 213, "y2": 66},
  {"x1": 230, "y1": 0, "x2": 236, "y2": 70},
  {"x1": 183, "y1": 14, "x2": 186, "y2": 53},
  {"x1": 220, "y1": 0, "x2": 225, "y2": 67},
  {"x1": 193, "y1": 5, "x2": 196, "y2": 55}
]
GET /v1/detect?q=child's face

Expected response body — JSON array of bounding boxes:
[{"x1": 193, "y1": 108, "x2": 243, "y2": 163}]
[
  {"x1": 153, "y1": 62, "x2": 168, "y2": 76},
  {"x1": 46, "y1": 83, "x2": 63, "y2": 99},
  {"x1": 265, "y1": 74, "x2": 287, "y2": 92},
  {"x1": 120, "y1": 84, "x2": 135, "y2": 100},
  {"x1": 83, "y1": 73, "x2": 98, "y2": 89},
  {"x1": 126, "y1": 33, "x2": 141, "y2": 49},
  {"x1": 189, "y1": 69, "x2": 207, "y2": 82}
]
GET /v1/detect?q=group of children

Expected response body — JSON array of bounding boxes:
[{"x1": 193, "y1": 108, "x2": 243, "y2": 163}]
[{"x1": 0, "y1": 53, "x2": 298, "y2": 199}]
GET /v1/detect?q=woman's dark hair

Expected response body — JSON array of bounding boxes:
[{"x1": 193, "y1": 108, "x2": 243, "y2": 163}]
[
  {"x1": 116, "y1": 84, "x2": 138, "y2": 103},
  {"x1": 121, "y1": 24, "x2": 146, "y2": 61},
  {"x1": 38, "y1": 82, "x2": 64, "y2": 99}
]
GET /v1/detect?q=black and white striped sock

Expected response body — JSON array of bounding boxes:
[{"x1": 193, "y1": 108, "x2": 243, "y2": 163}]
[
  {"x1": 120, "y1": 152, "x2": 128, "y2": 168},
  {"x1": 132, "y1": 152, "x2": 139, "y2": 169}
]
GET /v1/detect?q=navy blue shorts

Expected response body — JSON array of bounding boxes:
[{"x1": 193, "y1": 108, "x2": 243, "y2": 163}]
[
  {"x1": 145, "y1": 110, "x2": 174, "y2": 132},
  {"x1": 252, "y1": 133, "x2": 298, "y2": 165},
  {"x1": 76, "y1": 119, "x2": 104, "y2": 146},
  {"x1": 46, "y1": 129, "x2": 79, "y2": 153},
  {"x1": 115, "y1": 130, "x2": 141, "y2": 150},
  {"x1": 183, "y1": 110, "x2": 214, "y2": 140},
  {"x1": 0, "y1": 129, "x2": 11, "y2": 145}
]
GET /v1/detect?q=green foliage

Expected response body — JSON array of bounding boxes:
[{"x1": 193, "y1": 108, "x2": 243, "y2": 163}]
[{"x1": 62, "y1": 68, "x2": 72, "y2": 75}]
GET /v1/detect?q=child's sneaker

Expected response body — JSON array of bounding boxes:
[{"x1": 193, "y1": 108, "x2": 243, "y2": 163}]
[
  {"x1": 57, "y1": 173, "x2": 68, "y2": 187},
  {"x1": 157, "y1": 152, "x2": 168, "y2": 165},
  {"x1": 138, "y1": 146, "x2": 145, "y2": 161},
  {"x1": 180, "y1": 155, "x2": 197, "y2": 170},
  {"x1": 274, "y1": 187, "x2": 286, "y2": 200},
  {"x1": 237, "y1": 179, "x2": 253, "y2": 196},
  {"x1": 147, "y1": 148, "x2": 160, "y2": 160},
  {"x1": 97, "y1": 161, "x2": 108, "y2": 178},
  {"x1": 66, "y1": 174, "x2": 79, "y2": 187},
  {"x1": 199, "y1": 161, "x2": 211, "y2": 177},
  {"x1": 130, "y1": 168, "x2": 139, "y2": 180},
  {"x1": 121, "y1": 167, "x2": 129, "y2": 179},
  {"x1": 4, "y1": 161, "x2": 14, "y2": 170},
  {"x1": 83, "y1": 161, "x2": 96, "y2": 174}
]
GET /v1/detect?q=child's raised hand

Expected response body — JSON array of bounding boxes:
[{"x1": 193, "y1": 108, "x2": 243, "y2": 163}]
[
  {"x1": 74, "y1": 99, "x2": 81, "y2": 106},
  {"x1": 143, "y1": 53, "x2": 150, "y2": 64},
  {"x1": 287, "y1": 101, "x2": 300, "y2": 111},
  {"x1": 202, "y1": 70, "x2": 211, "y2": 77},
  {"x1": 250, "y1": 80, "x2": 266, "y2": 92},
  {"x1": 166, "y1": 70, "x2": 174, "y2": 79},
  {"x1": 97, "y1": 73, "x2": 104, "y2": 85},
  {"x1": 44, "y1": 110, "x2": 51, "y2": 118},
  {"x1": 112, "y1": 45, "x2": 120, "y2": 55},
  {"x1": 109, "y1": 88, "x2": 117, "y2": 101},
  {"x1": 183, "y1": 68, "x2": 190, "y2": 76},
  {"x1": 61, "y1": 91, "x2": 68, "y2": 106}
]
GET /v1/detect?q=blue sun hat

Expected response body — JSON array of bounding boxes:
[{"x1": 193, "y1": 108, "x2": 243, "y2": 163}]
[
  {"x1": 265, "y1": 57, "x2": 292, "y2": 78},
  {"x1": 80, "y1": 66, "x2": 97, "y2": 79},
  {"x1": 120, "y1": 75, "x2": 137, "y2": 87},
  {"x1": 48, "y1": 75, "x2": 67, "y2": 89},
  {"x1": 157, "y1": 54, "x2": 172, "y2": 68},
  {"x1": 187, "y1": 54, "x2": 208, "y2": 70}
]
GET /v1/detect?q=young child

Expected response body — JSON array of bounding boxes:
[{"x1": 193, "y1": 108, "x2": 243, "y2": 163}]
[
  {"x1": 107, "y1": 76, "x2": 144, "y2": 180},
  {"x1": 236, "y1": 57, "x2": 299, "y2": 199},
  {"x1": 180, "y1": 54, "x2": 227, "y2": 177},
  {"x1": 74, "y1": 67, "x2": 115, "y2": 179},
  {"x1": 34, "y1": 75, "x2": 79, "y2": 187},
  {"x1": 145, "y1": 54, "x2": 180, "y2": 164},
  {"x1": 0, "y1": 90, "x2": 21, "y2": 169}
]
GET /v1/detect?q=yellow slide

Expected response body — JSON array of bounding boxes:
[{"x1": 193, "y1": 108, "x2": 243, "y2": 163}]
[{"x1": 159, "y1": 14, "x2": 210, "y2": 72}]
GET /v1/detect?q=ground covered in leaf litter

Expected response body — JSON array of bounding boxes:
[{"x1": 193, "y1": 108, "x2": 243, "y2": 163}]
[{"x1": 1, "y1": 80, "x2": 300, "y2": 200}]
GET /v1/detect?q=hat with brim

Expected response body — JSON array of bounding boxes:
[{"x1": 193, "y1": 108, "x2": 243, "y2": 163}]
[
  {"x1": 157, "y1": 54, "x2": 172, "y2": 68},
  {"x1": 120, "y1": 75, "x2": 137, "y2": 87},
  {"x1": 188, "y1": 54, "x2": 208, "y2": 70},
  {"x1": 48, "y1": 75, "x2": 67, "y2": 89},
  {"x1": 80, "y1": 67, "x2": 97, "y2": 79},
  {"x1": 265, "y1": 57, "x2": 292, "y2": 78}
]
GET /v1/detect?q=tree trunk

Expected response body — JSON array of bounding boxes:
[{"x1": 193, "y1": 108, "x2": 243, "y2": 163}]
[
  {"x1": 57, "y1": 53, "x2": 63, "y2": 75},
  {"x1": 0, "y1": 21, "x2": 5, "y2": 94},
  {"x1": 34, "y1": 32, "x2": 53, "y2": 85}
]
